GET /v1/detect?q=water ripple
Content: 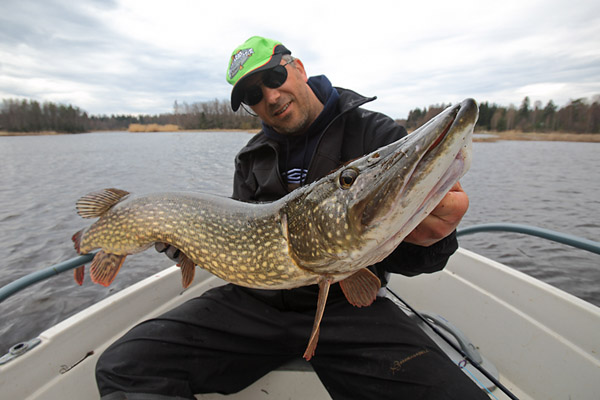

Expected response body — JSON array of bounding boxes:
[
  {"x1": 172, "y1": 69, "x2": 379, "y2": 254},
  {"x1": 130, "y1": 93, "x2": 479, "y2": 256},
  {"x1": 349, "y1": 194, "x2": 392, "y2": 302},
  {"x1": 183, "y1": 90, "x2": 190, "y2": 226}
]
[{"x1": 0, "y1": 133, "x2": 598, "y2": 354}]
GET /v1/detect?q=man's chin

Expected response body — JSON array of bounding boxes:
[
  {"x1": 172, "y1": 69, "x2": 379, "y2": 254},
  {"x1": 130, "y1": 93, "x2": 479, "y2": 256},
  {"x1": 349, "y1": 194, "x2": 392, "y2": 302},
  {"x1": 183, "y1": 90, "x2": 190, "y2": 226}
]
[{"x1": 272, "y1": 115, "x2": 311, "y2": 136}]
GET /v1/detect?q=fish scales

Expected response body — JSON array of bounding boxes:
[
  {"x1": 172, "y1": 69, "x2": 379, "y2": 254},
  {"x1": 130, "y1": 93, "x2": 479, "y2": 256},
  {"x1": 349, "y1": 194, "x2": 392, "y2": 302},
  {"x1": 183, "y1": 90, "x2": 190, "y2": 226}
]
[
  {"x1": 72, "y1": 99, "x2": 479, "y2": 359},
  {"x1": 76, "y1": 192, "x2": 318, "y2": 289}
]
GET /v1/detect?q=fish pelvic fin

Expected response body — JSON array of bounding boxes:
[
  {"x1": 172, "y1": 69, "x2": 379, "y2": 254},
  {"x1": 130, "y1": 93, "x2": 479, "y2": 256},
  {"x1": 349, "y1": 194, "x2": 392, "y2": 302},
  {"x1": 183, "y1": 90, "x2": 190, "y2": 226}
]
[
  {"x1": 89, "y1": 250, "x2": 127, "y2": 287},
  {"x1": 303, "y1": 277, "x2": 333, "y2": 361},
  {"x1": 76, "y1": 188, "x2": 130, "y2": 218},
  {"x1": 178, "y1": 254, "x2": 196, "y2": 289},
  {"x1": 74, "y1": 265, "x2": 85, "y2": 285},
  {"x1": 339, "y1": 268, "x2": 381, "y2": 307}
]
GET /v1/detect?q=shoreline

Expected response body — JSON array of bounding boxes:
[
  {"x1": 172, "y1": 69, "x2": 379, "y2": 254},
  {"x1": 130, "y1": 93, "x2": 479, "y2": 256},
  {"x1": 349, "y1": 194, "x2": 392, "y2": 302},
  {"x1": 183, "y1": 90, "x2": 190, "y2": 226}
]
[
  {"x1": 0, "y1": 128, "x2": 259, "y2": 137},
  {"x1": 1, "y1": 129, "x2": 599, "y2": 142},
  {"x1": 0, "y1": 130, "x2": 66, "y2": 137},
  {"x1": 472, "y1": 131, "x2": 600, "y2": 143}
]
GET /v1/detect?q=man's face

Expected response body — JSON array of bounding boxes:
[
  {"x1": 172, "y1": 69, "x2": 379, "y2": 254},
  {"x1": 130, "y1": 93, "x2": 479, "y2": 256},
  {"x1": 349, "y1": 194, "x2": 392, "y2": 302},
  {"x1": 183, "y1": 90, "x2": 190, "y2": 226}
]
[{"x1": 243, "y1": 59, "x2": 323, "y2": 135}]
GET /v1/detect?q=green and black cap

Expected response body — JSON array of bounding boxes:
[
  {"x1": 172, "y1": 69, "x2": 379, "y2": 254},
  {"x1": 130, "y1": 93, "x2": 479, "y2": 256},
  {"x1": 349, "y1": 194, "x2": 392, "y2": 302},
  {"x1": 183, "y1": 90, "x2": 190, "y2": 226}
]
[{"x1": 226, "y1": 36, "x2": 291, "y2": 111}]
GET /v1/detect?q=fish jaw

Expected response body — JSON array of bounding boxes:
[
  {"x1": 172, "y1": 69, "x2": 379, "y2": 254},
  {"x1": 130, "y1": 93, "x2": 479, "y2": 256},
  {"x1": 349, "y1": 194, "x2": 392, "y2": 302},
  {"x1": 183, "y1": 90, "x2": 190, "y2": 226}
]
[
  {"x1": 284, "y1": 99, "x2": 478, "y2": 273},
  {"x1": 346, "y1": 99, "x2": 477, "y2": 264}
]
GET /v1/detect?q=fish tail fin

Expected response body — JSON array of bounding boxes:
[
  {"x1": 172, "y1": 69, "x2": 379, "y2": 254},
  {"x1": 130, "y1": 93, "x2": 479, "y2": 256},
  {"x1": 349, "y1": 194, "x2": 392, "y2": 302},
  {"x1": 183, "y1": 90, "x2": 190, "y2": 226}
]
[
  {"x1": 76, "y1": 188, "x2": 130, "y2": 218},
  {"x1": 178, "y1": 254, "x2": 196, "y2": 289},
  {"x1": 339, "y1": 268, "x2": 381, "y2": 307},
  {"x1": 72, "y1": 229, "x2": 84, "y2": 254},
  {"x1": 89, "y1": 250, "x2": 127, "y2": 287},
  {"x1": 74, "y1": 265, "x2": 85, "y2": 285}
]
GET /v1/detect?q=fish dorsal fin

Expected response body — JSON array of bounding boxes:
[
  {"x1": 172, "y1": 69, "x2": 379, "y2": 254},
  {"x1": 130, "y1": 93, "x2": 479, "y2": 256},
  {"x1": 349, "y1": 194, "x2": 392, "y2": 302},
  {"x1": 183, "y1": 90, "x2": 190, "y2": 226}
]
[
  {"x1": 339, "y1": 268, "x2": 381, "y2": 307},
  {"x1": 76, "y1": 188, "x2": 130, "y2": 218}
]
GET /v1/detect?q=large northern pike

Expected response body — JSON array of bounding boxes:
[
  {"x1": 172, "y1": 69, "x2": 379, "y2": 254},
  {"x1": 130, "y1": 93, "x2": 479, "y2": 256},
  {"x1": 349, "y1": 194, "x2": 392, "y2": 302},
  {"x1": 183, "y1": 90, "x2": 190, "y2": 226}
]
[{"x1": 72, "y1": 98, "x2": 478, "y2": 359}]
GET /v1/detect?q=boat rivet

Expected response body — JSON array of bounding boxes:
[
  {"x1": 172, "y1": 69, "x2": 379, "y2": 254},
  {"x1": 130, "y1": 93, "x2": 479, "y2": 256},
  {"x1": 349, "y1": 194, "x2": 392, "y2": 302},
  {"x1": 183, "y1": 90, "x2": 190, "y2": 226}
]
[
  {"x1": 0, "y1": 338, "x2": 42, "y2": 365},
  {"x1": 9, "y1": 342, "x2": 29, "y2": 356}
]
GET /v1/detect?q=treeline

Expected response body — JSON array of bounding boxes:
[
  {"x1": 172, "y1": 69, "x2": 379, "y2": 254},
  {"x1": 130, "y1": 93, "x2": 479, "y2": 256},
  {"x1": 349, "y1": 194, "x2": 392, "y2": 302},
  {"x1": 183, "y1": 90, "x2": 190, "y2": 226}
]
[
  {"x1": 172, "y1": 100, "x2": 260, "y2": 130},
  {"x1": 1, "y1": 99, "x2": 89, "y2": 133},
  {"x1": 0, "y1": 98, "x2": 260, "y2": 133},
  {"x1": 3, "y1": 96, "x2": 599, "y2": 134},
  {"x1": 403, "y1": 96, "x2": 600, "y2": 133}
]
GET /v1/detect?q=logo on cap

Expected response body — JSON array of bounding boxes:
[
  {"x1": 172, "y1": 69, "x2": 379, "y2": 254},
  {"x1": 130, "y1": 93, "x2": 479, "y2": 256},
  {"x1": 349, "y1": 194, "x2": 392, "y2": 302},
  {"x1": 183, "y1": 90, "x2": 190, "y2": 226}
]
[{"x1": 229, "y1": 48, "x2": 254, "y2": 80}]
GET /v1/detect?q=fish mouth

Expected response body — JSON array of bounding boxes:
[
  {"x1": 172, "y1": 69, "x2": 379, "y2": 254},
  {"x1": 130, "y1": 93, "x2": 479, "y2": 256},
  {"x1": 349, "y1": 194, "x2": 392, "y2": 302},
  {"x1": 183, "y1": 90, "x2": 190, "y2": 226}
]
[
  {"x1": 350, "y1": 99, "x2": 477, "y2": 246},
  {"x1": 281, "y1": 99, "x2": 477, "y2": 272}
]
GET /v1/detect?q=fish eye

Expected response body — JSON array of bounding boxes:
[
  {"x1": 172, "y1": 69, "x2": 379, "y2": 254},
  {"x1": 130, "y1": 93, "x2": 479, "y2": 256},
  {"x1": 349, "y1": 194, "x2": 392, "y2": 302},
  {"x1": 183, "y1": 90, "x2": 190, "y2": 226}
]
[{"x1": 339, "y1": 168, "x2": 359, "y2": 189}]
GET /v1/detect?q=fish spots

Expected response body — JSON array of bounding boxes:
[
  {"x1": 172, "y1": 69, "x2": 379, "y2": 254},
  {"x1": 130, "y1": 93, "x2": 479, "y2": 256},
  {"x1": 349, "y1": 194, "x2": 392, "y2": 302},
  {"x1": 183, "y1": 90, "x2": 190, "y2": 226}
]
[{"x1": 79, "y1": 193, "x2": 316, "y2": 288}]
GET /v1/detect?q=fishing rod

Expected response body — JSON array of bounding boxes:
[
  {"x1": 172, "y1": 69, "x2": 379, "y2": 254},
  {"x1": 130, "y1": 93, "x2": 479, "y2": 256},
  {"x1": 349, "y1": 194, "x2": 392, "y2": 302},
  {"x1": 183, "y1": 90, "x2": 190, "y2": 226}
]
[{"x1": 386, "y1": 287, "x2": 520, "y2": 400}]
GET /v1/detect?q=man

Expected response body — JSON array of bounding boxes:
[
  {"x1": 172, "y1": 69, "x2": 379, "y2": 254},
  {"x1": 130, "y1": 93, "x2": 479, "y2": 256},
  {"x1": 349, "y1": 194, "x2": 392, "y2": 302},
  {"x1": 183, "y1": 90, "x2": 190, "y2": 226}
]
[{"x1": 96, "y1": 36, "x2": 486, "y2": 399}]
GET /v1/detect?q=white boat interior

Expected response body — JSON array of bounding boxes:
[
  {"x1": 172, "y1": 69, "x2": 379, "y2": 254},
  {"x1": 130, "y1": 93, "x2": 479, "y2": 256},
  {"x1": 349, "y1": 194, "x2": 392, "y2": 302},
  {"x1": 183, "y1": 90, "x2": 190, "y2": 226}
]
[{"x1": 1, "y1": 248, "x2": 599, "y2": 399}]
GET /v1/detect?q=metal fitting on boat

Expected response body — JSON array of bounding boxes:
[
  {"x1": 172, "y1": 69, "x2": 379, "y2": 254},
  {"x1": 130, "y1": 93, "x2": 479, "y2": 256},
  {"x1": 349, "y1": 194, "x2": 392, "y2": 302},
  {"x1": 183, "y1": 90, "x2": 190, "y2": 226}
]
[{"x1": 0, "y1": 338, "x2": 41, "y2": 365}]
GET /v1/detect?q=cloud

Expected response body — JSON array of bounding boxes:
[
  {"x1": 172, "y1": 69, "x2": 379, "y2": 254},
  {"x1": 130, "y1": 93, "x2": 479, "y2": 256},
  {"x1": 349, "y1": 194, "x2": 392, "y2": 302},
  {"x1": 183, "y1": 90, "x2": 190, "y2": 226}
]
[{"x1": 1, "y1": 0, "x2": 599, "y2": 118}]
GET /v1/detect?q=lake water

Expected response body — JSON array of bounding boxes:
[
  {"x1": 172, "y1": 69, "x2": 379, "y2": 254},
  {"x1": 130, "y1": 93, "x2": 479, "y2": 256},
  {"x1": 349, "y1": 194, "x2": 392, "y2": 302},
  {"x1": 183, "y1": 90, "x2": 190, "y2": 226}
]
[{"x1": 0, "y1": 131, "x2": 598, "y2": 354}]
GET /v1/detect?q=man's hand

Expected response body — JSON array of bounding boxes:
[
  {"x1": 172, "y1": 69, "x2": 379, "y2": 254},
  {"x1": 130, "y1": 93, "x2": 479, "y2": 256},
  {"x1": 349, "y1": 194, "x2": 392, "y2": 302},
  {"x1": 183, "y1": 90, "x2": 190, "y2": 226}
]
[
  {"x1": 155, "y1": 242, "x2": 183, "y2": 263},
  {"x1": 404, "y1": 182, "x2": 469, "y2": 247}
]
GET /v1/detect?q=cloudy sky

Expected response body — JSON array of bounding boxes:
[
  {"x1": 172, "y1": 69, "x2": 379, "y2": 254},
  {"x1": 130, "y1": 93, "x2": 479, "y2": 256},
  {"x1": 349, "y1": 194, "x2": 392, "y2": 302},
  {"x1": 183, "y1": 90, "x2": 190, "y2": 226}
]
[{"x1": 1, "y1": 0, "x2": 599, "y2": 119}]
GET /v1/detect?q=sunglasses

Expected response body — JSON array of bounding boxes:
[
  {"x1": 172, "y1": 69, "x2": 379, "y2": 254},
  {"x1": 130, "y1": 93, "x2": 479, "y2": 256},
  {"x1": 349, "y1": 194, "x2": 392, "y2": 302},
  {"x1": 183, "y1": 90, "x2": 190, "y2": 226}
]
[{"x1": 242, "y1": 60, "x2": 294, "y2": 106}]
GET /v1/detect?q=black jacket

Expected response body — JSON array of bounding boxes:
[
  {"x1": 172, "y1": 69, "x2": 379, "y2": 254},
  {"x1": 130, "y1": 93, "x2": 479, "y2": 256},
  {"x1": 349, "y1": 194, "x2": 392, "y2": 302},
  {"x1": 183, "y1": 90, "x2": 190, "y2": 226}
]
[{"x1": 231, "y1": 85, "x2": 457, "y2": 305}]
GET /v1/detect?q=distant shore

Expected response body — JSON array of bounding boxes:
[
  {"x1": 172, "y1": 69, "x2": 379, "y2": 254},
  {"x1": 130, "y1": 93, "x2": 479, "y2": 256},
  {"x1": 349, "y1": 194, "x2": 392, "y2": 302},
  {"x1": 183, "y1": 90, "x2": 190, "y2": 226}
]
[
  {"x1": 472, "y1": 131, "x2": 600, "y2": 143},
  {"x1": 0, "y1": 128, "x2": 259, "y2": 136},
  {"x1": 0, "y1": 130, "x2": 65, "y2": 137},
  {"x1": 1, "y1": 129, "x2": 599, "y2": 142}
]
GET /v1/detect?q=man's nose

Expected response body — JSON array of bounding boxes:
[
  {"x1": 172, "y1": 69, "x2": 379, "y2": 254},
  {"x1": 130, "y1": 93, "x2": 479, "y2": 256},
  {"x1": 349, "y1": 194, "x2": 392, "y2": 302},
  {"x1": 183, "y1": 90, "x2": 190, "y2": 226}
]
[{"x1": 262, "y1": 86, "x2": 281, "y2": 104}]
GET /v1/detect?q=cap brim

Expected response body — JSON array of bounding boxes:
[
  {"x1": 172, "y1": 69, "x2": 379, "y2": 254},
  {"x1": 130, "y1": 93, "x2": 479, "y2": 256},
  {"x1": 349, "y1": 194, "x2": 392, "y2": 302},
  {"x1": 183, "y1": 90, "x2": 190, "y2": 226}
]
[{"x1": 230, "y1": 54, "x2": 284, "y2": 111}]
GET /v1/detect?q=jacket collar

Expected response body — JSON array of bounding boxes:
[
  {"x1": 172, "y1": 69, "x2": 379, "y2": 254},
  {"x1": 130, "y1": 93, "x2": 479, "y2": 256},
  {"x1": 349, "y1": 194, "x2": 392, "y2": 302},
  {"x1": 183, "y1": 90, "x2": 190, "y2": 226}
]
[{"x1": 238, "y1": 84, "x2": 377, "y2": 155}]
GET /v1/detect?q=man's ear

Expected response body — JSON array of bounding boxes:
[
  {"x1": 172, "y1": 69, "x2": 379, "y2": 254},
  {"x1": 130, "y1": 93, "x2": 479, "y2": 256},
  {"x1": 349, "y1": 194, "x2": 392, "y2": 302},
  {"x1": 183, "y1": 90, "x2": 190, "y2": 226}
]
[{"x1": 291, "y1": 58, "x2": 309, "y2": 82}]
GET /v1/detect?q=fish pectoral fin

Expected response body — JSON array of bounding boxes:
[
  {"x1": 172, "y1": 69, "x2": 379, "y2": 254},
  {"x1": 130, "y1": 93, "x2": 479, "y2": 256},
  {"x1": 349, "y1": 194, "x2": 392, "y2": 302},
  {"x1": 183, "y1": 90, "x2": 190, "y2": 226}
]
[
  {"x1": 76, "y1": 188, "x2": 130, "y2": 218},
  {"x1": 339, "y1": 268, "x2": 381, "y2": 307},
  {"x1": 303, "y1": 277, "x2": 333, "y2": 361},
  {"x1": 178, "y1": 254, "x2": 196, "y2": 289},
  {"x1": 89, "y1": 250, "x2": 127, "y2": 287},
  {"x1": 74, "y1": 265, "x2": 85, "y2": 285}
]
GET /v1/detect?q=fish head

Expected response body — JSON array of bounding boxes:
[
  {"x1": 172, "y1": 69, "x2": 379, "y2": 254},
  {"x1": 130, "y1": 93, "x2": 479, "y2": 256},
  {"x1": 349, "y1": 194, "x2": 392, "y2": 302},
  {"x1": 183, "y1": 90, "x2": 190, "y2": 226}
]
[{"x1": 284, "y1": 98, "x2": 478, "y2": 273}]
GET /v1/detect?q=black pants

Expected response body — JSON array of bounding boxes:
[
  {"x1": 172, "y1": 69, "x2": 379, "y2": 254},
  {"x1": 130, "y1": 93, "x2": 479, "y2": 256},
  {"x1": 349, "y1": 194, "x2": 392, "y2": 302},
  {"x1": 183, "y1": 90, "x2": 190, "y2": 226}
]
[{"x1": 96, "y1": 284, "x2": 488, "y2": 399}]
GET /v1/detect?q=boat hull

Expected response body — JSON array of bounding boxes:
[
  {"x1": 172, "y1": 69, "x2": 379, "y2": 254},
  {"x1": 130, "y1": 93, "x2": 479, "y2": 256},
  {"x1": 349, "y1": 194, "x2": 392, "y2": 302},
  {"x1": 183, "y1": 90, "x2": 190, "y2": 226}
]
[{"x1": 1, "y1": 248, "x2": 599, "y2": 399}]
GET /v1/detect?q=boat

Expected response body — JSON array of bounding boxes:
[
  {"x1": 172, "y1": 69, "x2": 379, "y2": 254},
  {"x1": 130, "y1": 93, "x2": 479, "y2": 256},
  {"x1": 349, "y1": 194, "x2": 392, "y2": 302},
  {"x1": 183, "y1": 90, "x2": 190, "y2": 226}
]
[{"x1": 1, "y1": 223, "x2": 599, "y2": 399}]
